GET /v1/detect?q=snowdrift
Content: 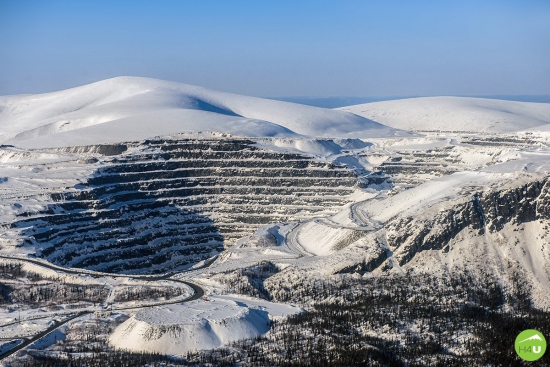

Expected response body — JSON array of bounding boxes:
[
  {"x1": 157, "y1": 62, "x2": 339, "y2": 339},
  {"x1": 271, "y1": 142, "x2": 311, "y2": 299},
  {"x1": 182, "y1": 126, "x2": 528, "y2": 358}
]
[
  {"x1": 0, "y1": 77, "x2": 404, "y2": 149},
  {"x1": 339, "y1": 96, "x2": 550, "y2": 133}
]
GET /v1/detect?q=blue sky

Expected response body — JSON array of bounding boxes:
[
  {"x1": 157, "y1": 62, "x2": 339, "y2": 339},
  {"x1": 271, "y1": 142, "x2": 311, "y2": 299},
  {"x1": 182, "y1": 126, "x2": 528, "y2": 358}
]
[{"x1": 0, "y1": 0, "x2": 549, "y2": 97}]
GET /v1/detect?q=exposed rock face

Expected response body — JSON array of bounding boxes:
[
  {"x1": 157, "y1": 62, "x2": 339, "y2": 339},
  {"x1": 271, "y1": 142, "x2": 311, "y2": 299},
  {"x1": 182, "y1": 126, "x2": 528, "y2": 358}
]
[
  {"x1": 481, "y1": 179, "x2": 548, "y2": 231},
  {"x1": 385, "y1": 178, "x2": 550, "y2": 266},
  {"x1": 56, "y1": 144, "x2": 128, "y2": 156},
  {"x1": 11, "y1": 138, "x2": 360, "y2": 273},
  {"x1": 378, "y1": 161, "x2": 458, "y2": 175}
]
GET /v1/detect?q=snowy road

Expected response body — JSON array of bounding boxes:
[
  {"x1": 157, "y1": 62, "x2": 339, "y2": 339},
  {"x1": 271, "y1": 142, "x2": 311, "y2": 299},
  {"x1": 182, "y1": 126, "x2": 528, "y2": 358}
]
[
  {"x1": 350, "y1": 200, "x2": 383, "y2": 229},
  {"x1": 284, "y1": 222, "x2": 314, "y2": 256},
  {"x1": 0, "y1": 312, "x2": 87, "y2": 361},
  {"x1": 0, "y1": 255, "x2": 206, "y2": 361}
]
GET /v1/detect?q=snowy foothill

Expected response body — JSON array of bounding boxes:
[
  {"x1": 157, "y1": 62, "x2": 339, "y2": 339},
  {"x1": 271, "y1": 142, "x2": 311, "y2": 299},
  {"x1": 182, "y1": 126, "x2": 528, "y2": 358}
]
[{"x1": 0, "y1": 257, "x2": 192, "y2": 342}]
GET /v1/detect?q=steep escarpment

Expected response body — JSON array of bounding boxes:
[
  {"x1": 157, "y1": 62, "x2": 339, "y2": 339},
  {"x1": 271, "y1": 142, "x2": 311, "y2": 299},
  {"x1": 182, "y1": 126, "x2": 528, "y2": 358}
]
[
  {"x1": 10, "y1": 138, "x2": 361, "y2": 273},
  {"x1": 385, "y1": 177, "x2": 550, "y2": 266}
]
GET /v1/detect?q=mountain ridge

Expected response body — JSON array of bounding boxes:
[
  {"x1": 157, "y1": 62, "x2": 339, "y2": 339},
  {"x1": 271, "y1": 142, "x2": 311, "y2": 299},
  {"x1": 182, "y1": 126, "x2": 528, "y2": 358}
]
[{"x1": 0, "y1": 76, "x2": 405, "y2": 149}]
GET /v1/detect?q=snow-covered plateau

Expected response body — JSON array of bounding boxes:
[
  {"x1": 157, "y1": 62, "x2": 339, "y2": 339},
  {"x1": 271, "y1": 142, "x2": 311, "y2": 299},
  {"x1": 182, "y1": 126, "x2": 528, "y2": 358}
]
[{"x1": 1, "y1": 78, "x2": 550, "y2": 366}]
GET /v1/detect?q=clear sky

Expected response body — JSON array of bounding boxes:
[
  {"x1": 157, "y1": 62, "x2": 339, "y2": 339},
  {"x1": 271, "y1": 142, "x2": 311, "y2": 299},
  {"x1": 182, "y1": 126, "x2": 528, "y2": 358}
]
[{"x1": 1, "y1": 0, "x2": 549, "y2": 97}]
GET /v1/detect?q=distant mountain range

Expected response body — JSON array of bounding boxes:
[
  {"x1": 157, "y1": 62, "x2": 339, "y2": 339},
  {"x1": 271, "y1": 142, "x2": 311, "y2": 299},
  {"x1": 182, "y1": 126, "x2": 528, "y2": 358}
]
[
  {"x1": 2, "y1": 77, "x2": 550, "y2": 149},
  {"x1": 274, "y1": 95, "x2": 550, "y2": 108},
  {"x1": 339, "y1": 96, "x2": 550, "y2": 133}
]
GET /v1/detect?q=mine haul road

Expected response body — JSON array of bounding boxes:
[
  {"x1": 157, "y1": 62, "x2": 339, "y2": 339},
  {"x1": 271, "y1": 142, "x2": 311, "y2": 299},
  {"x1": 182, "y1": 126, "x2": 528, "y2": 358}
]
[{"x1": 0, "y1": 254, "x2": 206, "y2": 361}]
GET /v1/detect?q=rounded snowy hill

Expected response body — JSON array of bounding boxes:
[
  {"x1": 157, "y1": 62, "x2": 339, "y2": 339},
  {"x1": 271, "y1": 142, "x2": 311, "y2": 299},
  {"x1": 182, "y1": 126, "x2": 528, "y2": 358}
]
[
  {"x1": 339, "y1": 96, "x2": 550, "y2": 133},
  {"x1": 0, "y1": 77, "x2": 404, "y2": 148}
]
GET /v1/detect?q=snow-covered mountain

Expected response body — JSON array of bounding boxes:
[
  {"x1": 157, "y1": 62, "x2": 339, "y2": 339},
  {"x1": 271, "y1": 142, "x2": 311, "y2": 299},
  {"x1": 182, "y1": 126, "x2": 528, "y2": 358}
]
[
  {"x1": 1, "y1": 78, "x2": 550, "y2": 365},
  {"x1": 0, "y1": 77, "x2": 405, "y2": 149},
  {"x1": 339, "y1": 96, "x2": 550, "y2": 133}
]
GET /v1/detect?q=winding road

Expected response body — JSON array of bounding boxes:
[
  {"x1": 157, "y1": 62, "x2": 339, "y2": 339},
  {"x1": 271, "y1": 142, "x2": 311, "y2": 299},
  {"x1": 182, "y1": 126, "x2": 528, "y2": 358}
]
[
  {"x1": 0, "y1": 254, "x2": 207, "y2": 361},
  {"x1": 284, "y1": 222, "x2": 313, "y2": 256}
]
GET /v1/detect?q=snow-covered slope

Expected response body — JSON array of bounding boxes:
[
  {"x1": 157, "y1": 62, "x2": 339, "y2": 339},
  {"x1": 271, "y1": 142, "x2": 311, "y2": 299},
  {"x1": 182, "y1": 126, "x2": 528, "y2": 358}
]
[
  {"x1": 339, "y1": 97, "x2": 550, "y2": 133},
  {"x1": 0, "y1": 77, "x2": 404, "y2": 149},
  {"x1": 109, "y1": 295, "x2": 299, "y2": 355}
]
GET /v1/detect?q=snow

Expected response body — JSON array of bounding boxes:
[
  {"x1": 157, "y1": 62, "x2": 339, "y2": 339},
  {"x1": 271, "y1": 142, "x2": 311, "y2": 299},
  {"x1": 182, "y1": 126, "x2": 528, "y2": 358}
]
[
  {"x1": 409, "y1": 219, "x2": 550, "y2": 308},
  {"x1": 29, "y1": 328, "x2": 67, "y2": 350},
  {"x1": 109, "y1": 295, "x2": 300, "y2": 355},
  {"x1": 2, "y1": 79, "x2": 550, "y2": 358},
  {"x1": 291, "y1": 221, "x2": 357, "y2": 256},
  {"x1": 0, "y1": 77, "x2": 407, "y2": 149},
  {"x1": 482, "y1": 151, "x2": 550, "y2": 173},
  {"x1": 0, "y1": 339, "x2": 23, "y2": 358},
  {"x1": 254, "y1": 138, "x2": 372, "y2": 158},
  {"x1": 339, "y1": 96, "x2": 550, "y2": 133},
  {"x1": 356, "y1": 171, "x2": 507, "y2": 223}
]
